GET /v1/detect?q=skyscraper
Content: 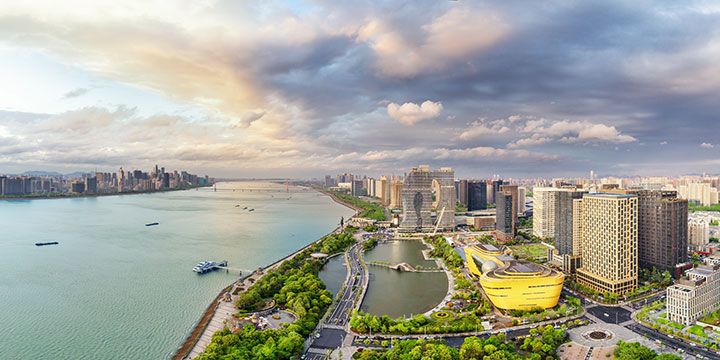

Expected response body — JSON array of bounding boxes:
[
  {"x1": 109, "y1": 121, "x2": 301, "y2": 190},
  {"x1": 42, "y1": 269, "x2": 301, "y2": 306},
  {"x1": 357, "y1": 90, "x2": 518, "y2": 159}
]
[
  {"x1": 606, "y1": 189, "x2": 689, "y2": 277},
  {"x1": 576, "y1": 193, "x2": 638, "y2": 294},
  {"x1": 456, "y1": 179, "x2": 468, "y2": 205},
  {"x1": 399, "y1": 166, "x2": 455, "y2": 232},
  {"x1": 533, "y1": 187, "x2": 587, "y2": 254},
  {"x1": 495, "y1": 191, "x2": 515, "y2": 241},
  {"x1": 467, "y1": 182, "x2": 487, "y2": 211}
]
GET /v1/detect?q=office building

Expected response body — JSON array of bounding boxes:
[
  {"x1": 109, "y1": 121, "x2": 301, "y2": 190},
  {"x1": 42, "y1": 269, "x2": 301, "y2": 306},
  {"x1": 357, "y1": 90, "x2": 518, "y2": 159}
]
[
  {"x1": 490, "y1": 180, "x2": 504, "y2": 205},
  {"x1": 533, "y1": 188, "x2": 587, "y2": 254},
  {"x1": 70, "y1": 181, "x2": 85, "y2": 194},
  {"x1": 467, "y1": 182, "x2": 487, "y2": 211},
  {"x1": 399, "y1": 166, "x2": 455, "y2": 232},
  {"x1": 84, "y1": 177, "x2": 97, "y2": 193},
  {"x1": 351, "y1": 180, "x2": 363, "y2": 197},
  {"x1": 518, "y1": 187, "x2": 526, "y2": 215},
  {"x1": 464, "y1": 244, "x2": 564, "y2": 310},
  {"x1": 495, "y1": 190, "x2": 515, "y2": 241},
  {"x1": 666, "y1": 257, "x2": 720, "y2": 326},
  {"x1": 606, "y1": 190, "x2": 689, "y2": 277},
  {"x1": 576, "y1": 193, "x2": 638, "y2": 294},
  {"x1": 486, "y1": 182, "x2": 494, "y2": 204},
  {"x1": 456, "y1": 179, "x2": 468, "y2": 206}
]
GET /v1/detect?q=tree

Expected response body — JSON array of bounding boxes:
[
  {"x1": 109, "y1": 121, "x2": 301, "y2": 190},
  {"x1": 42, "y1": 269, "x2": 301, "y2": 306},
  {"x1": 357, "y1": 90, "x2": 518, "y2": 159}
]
[
  {"x1": 613, "y1": 340, "x2": 657, "y2": 360},
  {"x1": 655, "y1": 354, "x2": 681, "y2": 360}
]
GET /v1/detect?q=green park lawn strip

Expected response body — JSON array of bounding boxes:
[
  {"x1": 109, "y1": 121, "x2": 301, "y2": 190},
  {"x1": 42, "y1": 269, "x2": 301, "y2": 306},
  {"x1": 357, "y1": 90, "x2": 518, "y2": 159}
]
[
  {"x1": 510, "y1": 244, "x2": 549, "y2": 259},
  {"x1": 699, "y1": 308, "x2": 720, "y2": 325},
  {"x1": 656, "y1": 318, "x2": 668, "y2": 325},
  {"x1": 688, "y1": 325, "x2": 707, "y2": 337},
  {"x1": 659, "y1": 313, "x2": 667, "y2": 318},
  {"x1": 669, "y1": 322, "x2": 685, "y2": 330}
]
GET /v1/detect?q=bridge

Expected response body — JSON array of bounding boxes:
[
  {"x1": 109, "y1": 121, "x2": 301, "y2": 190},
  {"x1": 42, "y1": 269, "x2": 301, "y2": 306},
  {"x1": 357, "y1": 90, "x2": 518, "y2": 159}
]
[{"x1": 367, "y1": 262, "x2": 444, "y2": 273}]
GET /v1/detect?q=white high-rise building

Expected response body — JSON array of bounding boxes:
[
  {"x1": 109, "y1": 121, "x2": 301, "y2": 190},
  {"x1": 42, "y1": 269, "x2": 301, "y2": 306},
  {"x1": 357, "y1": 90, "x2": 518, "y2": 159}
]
[{"x1": 688, "y1": 220, "x2": 710, "y2": 249}]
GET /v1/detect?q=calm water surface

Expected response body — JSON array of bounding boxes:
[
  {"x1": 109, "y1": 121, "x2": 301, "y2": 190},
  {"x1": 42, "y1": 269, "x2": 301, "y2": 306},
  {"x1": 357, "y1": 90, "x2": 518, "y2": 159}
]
[
  {"x1": 0, "y1": 181, "x2": 354, "y2": 359},
  {"x1": 361, "y1": 240, "x2": 448, "y2": 318}
]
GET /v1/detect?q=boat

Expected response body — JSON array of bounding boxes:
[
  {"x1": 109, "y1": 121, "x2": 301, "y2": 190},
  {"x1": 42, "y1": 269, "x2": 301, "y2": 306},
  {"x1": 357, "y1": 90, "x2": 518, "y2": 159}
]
[
  {"x1": 193, "y1": 261, "x2": 217, "y2": 273},
  {"x1": 145, "y1": 222, "x2": 159, "y2": 226},
  {"x1": 249, "y1": 208, "x2": 255, "y2": 212},
  {"x1": 235, "y1": 205, "x2": 240, "y2": 207},
  {"x1": 243, "y1": 207, "x2": 248, "y2": 210},
  {"x1": 35, "y1": 242, "x2": 59, "y2": 246}
]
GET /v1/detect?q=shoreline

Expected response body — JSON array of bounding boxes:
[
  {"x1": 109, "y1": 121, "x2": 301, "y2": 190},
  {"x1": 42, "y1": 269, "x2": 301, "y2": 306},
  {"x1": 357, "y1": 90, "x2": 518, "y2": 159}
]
[
  {"x1": 0, "y1": 184, "x2": 211, "y2": 201},
  {"x1": 315, "y1": 187, "x2": 364, "y2": 214},
  {"x1": 170, "y1": 186, "x2": 357, "y2": 360}
]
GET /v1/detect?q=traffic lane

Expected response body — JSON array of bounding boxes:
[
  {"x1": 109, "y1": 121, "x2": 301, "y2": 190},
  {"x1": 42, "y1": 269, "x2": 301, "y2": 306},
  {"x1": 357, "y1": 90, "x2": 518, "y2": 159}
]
[
  {"x1": 304, "y1": 352, "x2": 325, "y2": 360},
  {"x1": 312, "y1": 328, "x2": 346, "y2": 349},
  {"x1": 586, "y1": 305, "x2": 631, "y2": 324},
  {"x1": 627, "y1": 324, "x2": 720, "y2": 360}
]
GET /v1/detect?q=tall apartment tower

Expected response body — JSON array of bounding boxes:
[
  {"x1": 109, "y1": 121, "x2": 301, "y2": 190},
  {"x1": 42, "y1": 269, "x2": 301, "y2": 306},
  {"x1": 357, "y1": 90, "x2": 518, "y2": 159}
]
[
  {"x1": 467, "y1": 182, "x2": 487, "y2": 211},
  {"x1": 389, "y1": 181, "x2": 403, "y2": 209},
  {"x1": 607, "y1": 190, "x2": 689, "y2": 277},
  {"x1": 495, "y1": 187, "x2": 516, "y2": 241},
  {"x1": 533, "y1": 187, "x2": 587, "y2": 254},
  {"x1": 576, "y1": 193, "x2": 638, "y2": 294},
  {"x1": 688, "y1": 220, "x2": 710, "y2": 250},
  {"x1": 500, "y1": 184, "x2": 518, "y2": 231}
]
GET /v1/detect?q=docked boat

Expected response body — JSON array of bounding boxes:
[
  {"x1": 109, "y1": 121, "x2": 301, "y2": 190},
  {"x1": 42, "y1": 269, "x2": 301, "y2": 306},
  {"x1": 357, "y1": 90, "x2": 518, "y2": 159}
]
[
  {"x1": 193, "y1": 261, "x2": 216, "y2": 273},
  {"x1": 248, "y1": 208, "x2": 255, "y2": 212},
  {"x1": 35, "y1": 242, "x2": 59, "y2": 246},
  {"x1": 145, "y1": 222, "x2": 159, "y2": 226},
  {"x1": 243, "y1": 207, "x2": 248, "y2": 210}
]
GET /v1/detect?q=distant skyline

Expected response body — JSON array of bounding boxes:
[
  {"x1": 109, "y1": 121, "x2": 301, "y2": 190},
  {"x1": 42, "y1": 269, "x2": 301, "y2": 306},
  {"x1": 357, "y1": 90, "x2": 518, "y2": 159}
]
[{"x1": 1, "y1": 1, "x2": 719, "y2": 178}]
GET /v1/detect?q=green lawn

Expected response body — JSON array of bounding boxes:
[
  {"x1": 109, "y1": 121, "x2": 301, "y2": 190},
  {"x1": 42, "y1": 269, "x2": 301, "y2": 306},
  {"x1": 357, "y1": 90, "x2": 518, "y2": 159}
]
[
  {"x1": 656, "y1": 318, "x2": 668, "y2": 325},
  {"x1": 659, "y1": 313, "x2": 667, "y2": 318},
  {"x1": 688, "y1": 325, "x2": 707, "y2": 338},
  {"x1": 511, "y1": 244, "x2": 549, "y2": 259},
  {"x1": 669, "y1": 322, "x2": 685, "y2": 330},
  {"x1": 699, "y1": 308, "x2": 720, "y2": 326}
]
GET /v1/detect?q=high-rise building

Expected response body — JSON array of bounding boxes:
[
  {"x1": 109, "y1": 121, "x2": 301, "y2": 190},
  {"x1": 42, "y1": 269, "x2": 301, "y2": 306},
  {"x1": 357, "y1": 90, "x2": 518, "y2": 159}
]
[
  {"x1": 456, "y1": 180, "x2": 468, "y2": 205},
  {"x1": 495, "y1": 190, "x2": 515, "y2": 241},
  {"x1": 518, "y1": 187, "x2": 526, "y2": 215},
  {"x1": 606, "y1": 190, "x2": 689, "y2": 277},
  {"x1": 490, "y1": 180, "x2": 504, "y2": 205},
  {"x1": 533, "y1": 187, "x2": 587, "y2": 254},
  {"x1": 467, "y1": 182, "x2": 487, "y2": 211},
  {"x1": 389, "y1": 181, "x2": 403, "y2": 209},
  {"x1": 324, "y1": 175, "x2": 335, "y2": 187},
  {"x1": 70, "y1": 181, "x2": 85, "y2": 194},
  {"x1": 399, "y1": 166, "x2": 455, "y2": 232},
  {"x1": 688, "y1": 220, "x2": 710, "y2": 250},
  {"x1": 84, "y1": 177, "x2": 97, "y2": 193},
  {"x1": 486, "y1": 182, "x2": 494, "y2": 204},
  {"x1": 351, "y1": 180, "x2": 363, "y2": 197},
  {"x1": 576, "y1": 193, "x2": 638, "y2": 294}
]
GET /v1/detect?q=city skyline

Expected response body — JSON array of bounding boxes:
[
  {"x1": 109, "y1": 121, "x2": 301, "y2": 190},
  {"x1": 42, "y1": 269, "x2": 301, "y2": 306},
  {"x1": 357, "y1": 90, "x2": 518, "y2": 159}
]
[{"x1": 1, "y1": 1, "x2": 720, "y2": 178}]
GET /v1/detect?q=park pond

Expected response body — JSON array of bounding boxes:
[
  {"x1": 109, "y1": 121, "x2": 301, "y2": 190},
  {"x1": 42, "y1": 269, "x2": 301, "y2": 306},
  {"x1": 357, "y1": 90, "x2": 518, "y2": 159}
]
[
  {"x1": 318, "y1": 253, "x2": 347, "y2": 297},
  {"x1": 360, "y1": 240, "x2": 448, "y2": 318}
]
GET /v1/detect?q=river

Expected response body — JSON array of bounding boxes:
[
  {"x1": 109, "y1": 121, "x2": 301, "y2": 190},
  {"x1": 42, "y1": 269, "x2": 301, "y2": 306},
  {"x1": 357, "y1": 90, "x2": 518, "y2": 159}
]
[{"x1": 0, "y1": 181, "x2": 354, "y2": 360}]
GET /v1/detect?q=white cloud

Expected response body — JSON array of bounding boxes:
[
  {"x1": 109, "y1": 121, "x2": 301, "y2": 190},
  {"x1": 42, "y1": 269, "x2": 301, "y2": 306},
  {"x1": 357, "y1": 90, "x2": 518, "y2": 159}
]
[
  {"x1": 660, "y1": 141, "x2": 668, "y2": 145},
  {"x1": 357, "y1": 6, "x2": 508, "y2": 77},
  {"x1": 387, "y1": 100, "x2": 443, "y2": 125},
  {"x1": 521, "y1": 119, "x2": 636, "y2": 144},
  {"x1": 458, "y1": 119, "x2": 510, "y2": 140},
  {"x1": 507, "y1": 134, "x2": 553, "y2": 148},
  {"x1": 701, "y1": 142, "x2": 714, "y2": 148}
]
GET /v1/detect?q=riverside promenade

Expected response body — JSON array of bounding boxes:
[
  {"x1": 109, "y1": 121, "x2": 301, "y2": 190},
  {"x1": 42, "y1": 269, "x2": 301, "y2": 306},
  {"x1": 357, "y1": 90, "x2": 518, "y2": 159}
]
[{"x1": 173, "y1": 189, "x2": 360, "y2": 360}]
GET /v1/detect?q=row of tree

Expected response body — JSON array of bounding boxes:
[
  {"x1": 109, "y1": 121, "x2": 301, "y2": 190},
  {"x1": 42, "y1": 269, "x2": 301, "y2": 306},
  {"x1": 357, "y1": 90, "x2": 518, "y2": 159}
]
[
  {"x1": 349, "y1": 310, "x2": 489, "y2": 335},
  {"x1": 613, "y1": 340, "x2": 680, "y2": 360},
  {"x1": 354, "y1": 328, "x2": 567, "y2": 360},
  {"x1": 425, "y1": 235, "x2": 464, "y2": 269}
]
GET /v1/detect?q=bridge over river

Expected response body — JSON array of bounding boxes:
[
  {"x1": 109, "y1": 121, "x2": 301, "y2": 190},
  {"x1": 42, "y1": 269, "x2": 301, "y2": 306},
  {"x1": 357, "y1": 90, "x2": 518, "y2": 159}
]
[{"x1": 367, "y1": 261, "x2": 444, "y2": 273}]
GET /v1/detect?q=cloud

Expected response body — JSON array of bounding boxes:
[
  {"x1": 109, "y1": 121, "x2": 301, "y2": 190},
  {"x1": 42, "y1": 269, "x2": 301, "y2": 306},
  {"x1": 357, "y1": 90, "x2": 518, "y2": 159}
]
[
  {"x1": 521, "y1": 119, "x2": 636, "y2": 144},
  {"x1": 701, "y1": 142, "x2": 714, "y2": 148},
  {"x1": 507, "y1": 134, "x2": 553, "y2": 148},
  {"x1": 387, "y1": 100, "x2": 443, "y2": 125},
  {"x1": 62, "y1": 87, "x2": 90, "y2": 99},
  {"x1": 660, "y1": 141, "x2": 667, "y2": 145},
  {"x1": 357, "y1": 6, "x2": 509, "y2": 77},
  {"x1": 458, "y1": 119, "x2": 510, "y2": 140}
]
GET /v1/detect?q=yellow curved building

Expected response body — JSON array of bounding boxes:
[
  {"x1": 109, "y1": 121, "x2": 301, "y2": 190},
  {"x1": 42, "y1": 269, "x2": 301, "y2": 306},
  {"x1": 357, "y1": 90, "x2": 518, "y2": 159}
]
[{"x1": 463, "y1": 244, "x2": 564, "y2": 310}]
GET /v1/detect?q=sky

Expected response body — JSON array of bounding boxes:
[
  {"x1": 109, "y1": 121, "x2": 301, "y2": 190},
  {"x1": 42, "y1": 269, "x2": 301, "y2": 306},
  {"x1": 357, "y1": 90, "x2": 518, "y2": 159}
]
[{"x1": 1, "y1": 0, "x2": 719, "y2": 179}]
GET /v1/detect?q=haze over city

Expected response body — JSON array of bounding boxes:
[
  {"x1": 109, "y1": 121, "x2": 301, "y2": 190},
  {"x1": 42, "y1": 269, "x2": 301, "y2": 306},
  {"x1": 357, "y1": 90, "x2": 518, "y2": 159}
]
[{"x1": 1, "y1": 0, "x2": 719, "y2": 178}]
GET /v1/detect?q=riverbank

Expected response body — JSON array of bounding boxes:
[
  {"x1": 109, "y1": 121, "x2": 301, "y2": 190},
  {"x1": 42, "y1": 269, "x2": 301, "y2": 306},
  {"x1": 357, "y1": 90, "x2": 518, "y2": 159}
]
[
  {"x1": 170, "y1": 187, "x2": 358, "y2": 359},
  {"x1": 315, "y1": 188, "x2": 364, "y2": 214},
  {"x1": 0, "y1": 184, "x2": 211, "y2": 201}
]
